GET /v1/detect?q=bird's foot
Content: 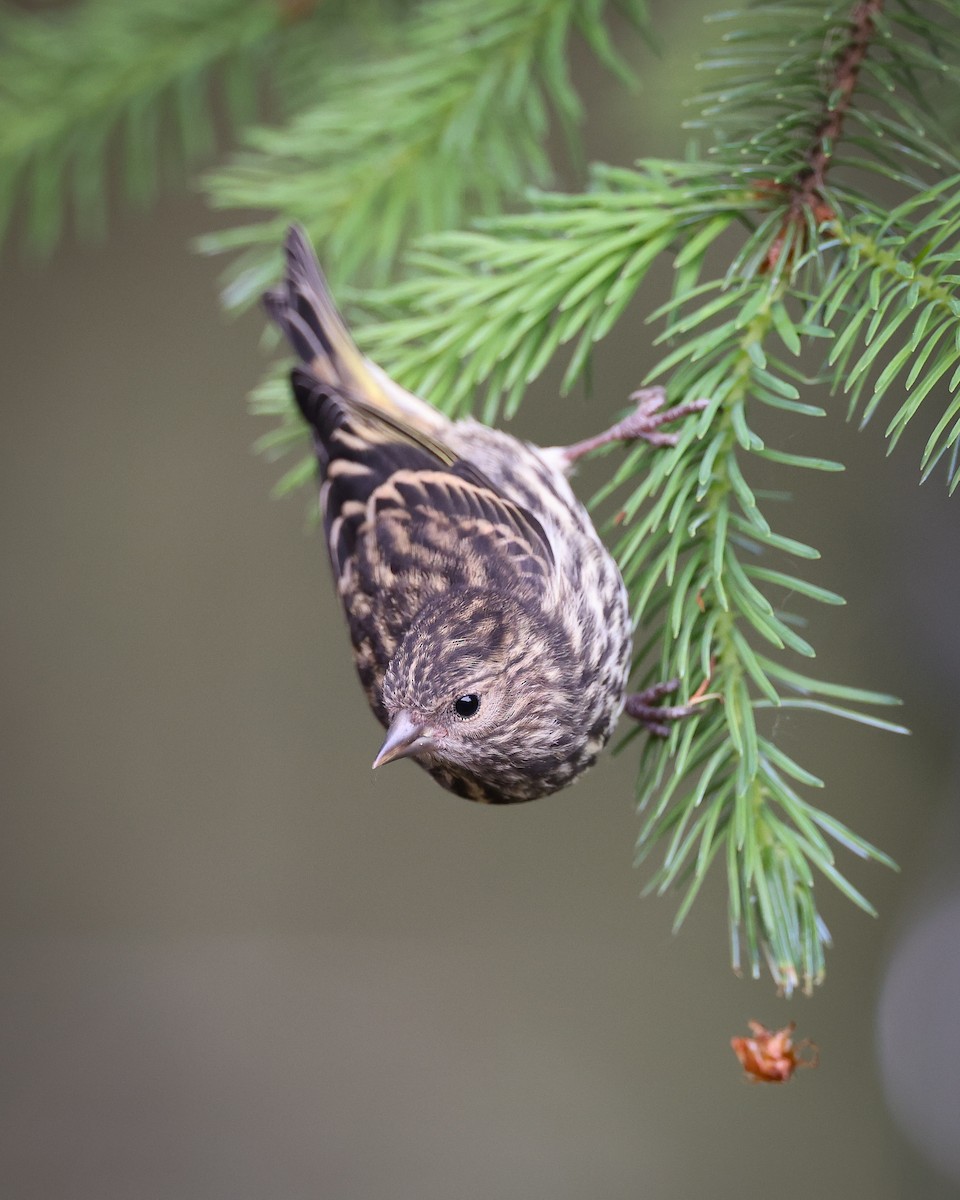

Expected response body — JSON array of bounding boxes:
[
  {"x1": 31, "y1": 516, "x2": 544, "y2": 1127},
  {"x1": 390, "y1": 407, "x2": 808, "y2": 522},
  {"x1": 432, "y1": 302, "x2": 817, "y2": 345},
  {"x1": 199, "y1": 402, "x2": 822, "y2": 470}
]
[
  {"x1": 624, "y1": 674, "x2": 716, "y2": 738},
  {"x1": 560, "y1": 388, "x2": 710, "y2": 466}
]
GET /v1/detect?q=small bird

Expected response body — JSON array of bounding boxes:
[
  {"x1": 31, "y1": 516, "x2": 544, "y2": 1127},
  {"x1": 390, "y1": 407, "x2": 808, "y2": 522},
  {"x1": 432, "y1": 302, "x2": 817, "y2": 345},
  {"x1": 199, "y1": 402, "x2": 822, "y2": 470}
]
[{"x1": 264, "y1": 226, "x2": 706, "y2": 803}]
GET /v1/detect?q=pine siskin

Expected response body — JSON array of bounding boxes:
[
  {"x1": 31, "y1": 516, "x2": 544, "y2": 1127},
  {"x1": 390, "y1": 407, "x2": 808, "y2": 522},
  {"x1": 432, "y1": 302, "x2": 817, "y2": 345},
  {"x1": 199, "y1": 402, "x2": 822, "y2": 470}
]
[{"x1": 264, "y1": 226, "x2": 707, "y2": 803}]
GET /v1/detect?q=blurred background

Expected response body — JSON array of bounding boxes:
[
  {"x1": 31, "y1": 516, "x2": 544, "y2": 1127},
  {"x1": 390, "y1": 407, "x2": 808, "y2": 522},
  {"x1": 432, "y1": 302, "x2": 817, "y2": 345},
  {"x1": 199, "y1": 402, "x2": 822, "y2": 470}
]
[{"x1": 2, "y1": 2, "x2": 959, "y2": 1197}]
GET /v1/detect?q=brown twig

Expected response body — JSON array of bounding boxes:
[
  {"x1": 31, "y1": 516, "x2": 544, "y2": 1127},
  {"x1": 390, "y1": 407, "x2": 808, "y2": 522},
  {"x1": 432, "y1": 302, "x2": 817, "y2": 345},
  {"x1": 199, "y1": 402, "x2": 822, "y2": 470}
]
[
  {"x1": 276, "y1": 0, "x2": 320, "y2": 23},
  {"x1": 761, "y1": 0, "x2": 883, "y2": 271}
]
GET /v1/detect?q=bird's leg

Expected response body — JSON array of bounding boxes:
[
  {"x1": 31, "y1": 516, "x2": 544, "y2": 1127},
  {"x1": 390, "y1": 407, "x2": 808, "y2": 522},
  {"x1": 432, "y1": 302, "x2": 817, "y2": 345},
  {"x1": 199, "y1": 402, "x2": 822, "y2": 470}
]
[
  {"x1": 559, "y1": 388, "x2": 709, "y2": 466},
  {"x1": 624, "y1": 676, "x2": 714, "y2": 738}
]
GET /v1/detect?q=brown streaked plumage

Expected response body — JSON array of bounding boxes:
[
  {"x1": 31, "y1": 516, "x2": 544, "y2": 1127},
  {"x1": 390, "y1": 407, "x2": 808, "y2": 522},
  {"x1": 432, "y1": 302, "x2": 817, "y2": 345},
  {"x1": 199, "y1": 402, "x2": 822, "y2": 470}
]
[{"x1": 264, "y1": 226, "x2": 706, "y2": 803}]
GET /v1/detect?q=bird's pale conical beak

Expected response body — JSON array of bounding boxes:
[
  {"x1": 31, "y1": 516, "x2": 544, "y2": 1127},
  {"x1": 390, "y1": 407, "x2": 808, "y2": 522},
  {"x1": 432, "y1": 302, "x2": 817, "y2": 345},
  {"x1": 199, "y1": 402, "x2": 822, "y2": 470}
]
[{"x1": 372, "y1": 711, "x2": 436, "y2": 770}]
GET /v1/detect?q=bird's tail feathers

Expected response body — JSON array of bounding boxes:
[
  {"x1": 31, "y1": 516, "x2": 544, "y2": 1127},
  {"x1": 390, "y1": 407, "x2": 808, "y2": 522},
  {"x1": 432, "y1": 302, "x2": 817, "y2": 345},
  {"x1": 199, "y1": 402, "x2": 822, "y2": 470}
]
[
  {"x1": 270, "y1": 226, "x2": 370, "y2": 393},
  {"x1": 288, "y1": 366, "x2": 343, "y2": 458},
  {"x1": 265, "y1": 226, "x2": 448, "y2": 439}
]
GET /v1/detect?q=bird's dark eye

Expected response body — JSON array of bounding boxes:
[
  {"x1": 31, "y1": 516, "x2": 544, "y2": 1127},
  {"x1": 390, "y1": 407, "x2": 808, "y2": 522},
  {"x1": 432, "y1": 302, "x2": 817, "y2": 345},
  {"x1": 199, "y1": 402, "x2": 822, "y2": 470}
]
[{"x1": 453, "y1": 693, "x2": 481, "y2": 719}]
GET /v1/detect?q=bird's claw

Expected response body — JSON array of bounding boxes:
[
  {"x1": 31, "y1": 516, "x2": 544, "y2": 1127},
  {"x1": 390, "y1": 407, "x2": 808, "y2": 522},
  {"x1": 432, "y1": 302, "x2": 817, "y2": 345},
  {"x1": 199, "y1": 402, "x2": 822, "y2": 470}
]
[
  {"x1": 625, "y1": 674, "x2": 717, "y2": 737},
  {"x1": 560, "y1": 387, "x2": 710, "y2": 464},
  {"x1": 614, "y1": 388, "x2": 711, "y2": 448}
]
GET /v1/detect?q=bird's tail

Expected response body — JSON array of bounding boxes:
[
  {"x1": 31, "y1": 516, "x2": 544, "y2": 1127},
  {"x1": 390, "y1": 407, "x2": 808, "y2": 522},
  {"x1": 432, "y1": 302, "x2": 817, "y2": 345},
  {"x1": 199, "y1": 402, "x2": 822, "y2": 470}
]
[{"x1": 263, "y1": 226, "x2": 447, "y2": 438}]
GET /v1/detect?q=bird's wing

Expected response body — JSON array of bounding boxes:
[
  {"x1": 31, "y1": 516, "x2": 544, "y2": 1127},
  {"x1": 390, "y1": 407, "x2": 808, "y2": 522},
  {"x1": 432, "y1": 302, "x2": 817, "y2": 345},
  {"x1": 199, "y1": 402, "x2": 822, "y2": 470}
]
[
  {"x1": 289, "y1": 369, "x2": 553, "y2": 584},
  {"x1": 368, "y1": 467, "x2": 555, "y2": 588}
]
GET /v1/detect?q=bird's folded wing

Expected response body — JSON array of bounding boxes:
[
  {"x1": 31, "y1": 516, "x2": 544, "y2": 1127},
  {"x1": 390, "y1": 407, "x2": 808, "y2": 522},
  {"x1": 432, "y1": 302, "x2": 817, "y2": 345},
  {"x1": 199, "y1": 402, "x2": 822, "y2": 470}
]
[
  {"x1": 291, "y1": 367, "x2": 554, "y2": 586},
  {"x1": 339, "y1": 468, "x2": 555, "y2": 666},
  {"x1": 371, "y1": 468, "x2": 554, "y2": 580}
]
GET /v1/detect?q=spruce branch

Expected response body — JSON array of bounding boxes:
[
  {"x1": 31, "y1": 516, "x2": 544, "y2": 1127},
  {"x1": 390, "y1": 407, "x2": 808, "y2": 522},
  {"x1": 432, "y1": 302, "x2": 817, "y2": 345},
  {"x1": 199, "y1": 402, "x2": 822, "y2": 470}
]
[
  {"x1": 13, "y1": 0, "x2": 949, "y2": 990},
  {"x1": 623, "y1": 266, "x2": 905, "y2": 995},
  {"x1": 255, "y1": 0, "x2": 960, "y2": 993},
  {"x1": 0, "y1": 0, "x2": 398, "y2": 255},
  {"x1": 0, "y1": 0, "x2": 282, "y2": 254},
  {"x1": 813, "y1": 191, "x2": 960, "y2": 489},
  {"x1": 227, "y1": 1, "x2": 955, "y2": 991},
  {"x1": 198, "y1": 0, "x2": 652, "y2": 298},
  {"x1": 750, "y1": 0, "x2": 883, "y2": 273}
]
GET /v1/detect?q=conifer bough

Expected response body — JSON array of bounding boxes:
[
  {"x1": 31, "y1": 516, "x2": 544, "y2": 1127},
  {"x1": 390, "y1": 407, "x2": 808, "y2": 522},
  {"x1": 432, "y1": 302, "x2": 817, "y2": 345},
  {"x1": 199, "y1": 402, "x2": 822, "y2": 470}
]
[
  {"x1": 242, "y1": 0, "x2": 959, "y2": 993},
  {"x1": 6, "y1": 0, "x2": 956, "y2": 993},
  {"x1": 351, "y1": 0, "x2": 955, "y2": 994}
]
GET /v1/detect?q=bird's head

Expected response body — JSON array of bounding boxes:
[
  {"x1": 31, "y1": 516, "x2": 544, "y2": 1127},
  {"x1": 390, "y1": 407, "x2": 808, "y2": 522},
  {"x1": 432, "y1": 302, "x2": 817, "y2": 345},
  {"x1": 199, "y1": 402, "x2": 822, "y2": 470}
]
[{"x1": 376, "y1": 589, "x2": 590, "y2": 797}]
